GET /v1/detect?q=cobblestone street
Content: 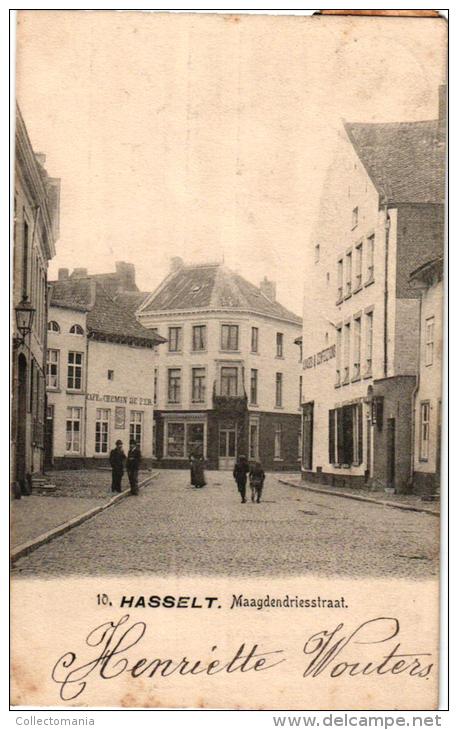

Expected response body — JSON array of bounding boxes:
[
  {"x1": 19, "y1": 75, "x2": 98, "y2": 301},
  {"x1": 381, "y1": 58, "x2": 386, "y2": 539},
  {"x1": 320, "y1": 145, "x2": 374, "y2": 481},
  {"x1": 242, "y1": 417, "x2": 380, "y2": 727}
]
[{"x1": 12, "y1": 469, "x2": 439, "y2": 579}]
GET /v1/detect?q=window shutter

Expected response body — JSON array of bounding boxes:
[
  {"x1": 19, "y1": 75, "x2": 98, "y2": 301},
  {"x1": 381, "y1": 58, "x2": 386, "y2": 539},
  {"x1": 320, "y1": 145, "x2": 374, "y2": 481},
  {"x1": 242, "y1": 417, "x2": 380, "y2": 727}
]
[
  {"x1": 357, "y1": 403, "x2": 363, "y2": 465},
  {"x1": 328, "y1": 409, "x2": 335, "y2": 464}
]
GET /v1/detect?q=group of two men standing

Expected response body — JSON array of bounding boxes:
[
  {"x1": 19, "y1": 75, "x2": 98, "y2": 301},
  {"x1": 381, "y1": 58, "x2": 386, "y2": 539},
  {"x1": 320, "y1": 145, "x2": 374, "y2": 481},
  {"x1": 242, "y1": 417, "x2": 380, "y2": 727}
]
[{"x1": 109, "y1": 439, "x2": 141, "y2": 494}]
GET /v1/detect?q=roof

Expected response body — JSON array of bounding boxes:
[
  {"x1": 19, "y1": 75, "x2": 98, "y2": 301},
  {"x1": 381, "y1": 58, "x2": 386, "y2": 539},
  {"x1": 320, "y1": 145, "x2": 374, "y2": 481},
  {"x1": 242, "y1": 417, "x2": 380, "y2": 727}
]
[
  {"x1": 344, "y1": 119, "x2": 445, "y2": 205},
  {"x1": 138, "y1": 263, "x2": 302, "y2": 325},
  {"x1": 49, "y1": 279, "x2": 165, "y2": 346},
  {"x1": 409, "y1": 256, "x2": 444, "y2": 286}
]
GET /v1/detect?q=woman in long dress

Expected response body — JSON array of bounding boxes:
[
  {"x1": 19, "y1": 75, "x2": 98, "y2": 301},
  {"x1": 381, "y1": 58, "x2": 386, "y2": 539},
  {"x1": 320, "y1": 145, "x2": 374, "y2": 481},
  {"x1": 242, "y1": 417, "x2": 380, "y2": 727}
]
[{"x1": 193, "y1": 455, "x2": 206, "y2": 488}]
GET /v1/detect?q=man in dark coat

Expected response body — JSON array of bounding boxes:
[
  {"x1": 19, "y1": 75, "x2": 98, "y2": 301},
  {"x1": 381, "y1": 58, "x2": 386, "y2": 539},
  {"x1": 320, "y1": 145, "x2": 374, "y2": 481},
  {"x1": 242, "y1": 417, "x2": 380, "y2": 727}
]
[
  {"x1": 127, "y1": 439, "x2": 142, "y2": 495},
  {"x1": 233, "y1": 455, "x2": 250, "y2": 503},
  {"x1": 249, "y1": 461, "x2": 266, "y2": 503},
  {"x1": 109, "y1": 439, "x2": 126, "y2": 493}
]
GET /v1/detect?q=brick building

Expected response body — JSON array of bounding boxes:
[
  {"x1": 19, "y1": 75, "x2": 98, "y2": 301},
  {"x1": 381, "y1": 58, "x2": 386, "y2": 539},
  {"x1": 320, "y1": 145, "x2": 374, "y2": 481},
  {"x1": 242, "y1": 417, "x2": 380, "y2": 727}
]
[
  {"x1": 300, "y1": 89, "x2": 445, "y2": 492},
  {"x1": 11, "y1": 106, "x2": 60, "y2": 493},
  {"x1": 45, "y1": 264, "x2": 164, "y2": 468},
  {"x1": 137, "y1": 259, "x2": 303, "y2": 471}
]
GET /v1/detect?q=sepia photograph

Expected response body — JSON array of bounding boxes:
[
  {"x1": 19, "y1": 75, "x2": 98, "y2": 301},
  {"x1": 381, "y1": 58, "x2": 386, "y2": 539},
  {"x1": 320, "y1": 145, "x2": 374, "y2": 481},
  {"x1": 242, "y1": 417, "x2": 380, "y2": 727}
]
[{"x1": 10, "y1": 9, "x2": 447, "y2": 711}]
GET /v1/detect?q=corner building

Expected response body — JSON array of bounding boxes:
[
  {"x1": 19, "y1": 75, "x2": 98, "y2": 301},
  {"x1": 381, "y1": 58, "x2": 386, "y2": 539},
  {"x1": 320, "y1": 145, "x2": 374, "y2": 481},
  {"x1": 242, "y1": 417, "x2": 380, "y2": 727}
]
[
  {"x1": 300, "y1": 90, "x2": 445, "y2": 492},
  {"x1": 137, "y1": 260, "x2": 303, "y2": 471}
]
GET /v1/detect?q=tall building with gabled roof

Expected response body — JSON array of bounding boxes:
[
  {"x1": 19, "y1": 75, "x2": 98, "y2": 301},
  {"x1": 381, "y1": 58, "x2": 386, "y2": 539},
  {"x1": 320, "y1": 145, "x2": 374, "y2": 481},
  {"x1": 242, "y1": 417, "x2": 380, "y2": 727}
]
[
  {"x1": 137, "y1": 259, "x2": 303, "y2": 471},
  {"x1": 300, "y1": 86, "x2": 445, "y2": 493}
]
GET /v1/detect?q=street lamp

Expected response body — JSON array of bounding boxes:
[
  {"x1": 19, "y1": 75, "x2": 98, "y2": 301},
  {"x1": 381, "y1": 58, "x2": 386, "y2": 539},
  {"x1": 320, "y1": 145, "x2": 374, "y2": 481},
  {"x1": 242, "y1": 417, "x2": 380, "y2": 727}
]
[{"x1": 14, "y1": 297, "x2": 35, "y2": 346}]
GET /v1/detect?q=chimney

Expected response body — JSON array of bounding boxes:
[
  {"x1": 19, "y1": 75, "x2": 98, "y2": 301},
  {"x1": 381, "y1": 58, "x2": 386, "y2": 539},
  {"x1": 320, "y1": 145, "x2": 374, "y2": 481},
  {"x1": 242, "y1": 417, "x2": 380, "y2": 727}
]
[
  {"x1": 58, "y1": 268, "x2": 69, "y2": 281},
  {"x1": 260, "y1": 276, "x2": 276, "y2": 302},
  {"x1": 115, "y1": 261, "x2": 136, "y2": 291},
  {"x1": 71, "y1": 267, "x2": 88, "y2": 279},
  {"x1": 438, "y1": 84, "x2": 446, "y2": 143},
  {"x1": 170, "y1": 256, "x2": 184, "y2": 273}
]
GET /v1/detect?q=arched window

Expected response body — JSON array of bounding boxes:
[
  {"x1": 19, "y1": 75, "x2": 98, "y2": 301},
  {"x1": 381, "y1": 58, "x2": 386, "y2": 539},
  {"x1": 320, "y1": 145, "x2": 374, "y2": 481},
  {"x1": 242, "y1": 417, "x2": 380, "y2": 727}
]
[
  {"x1": 48, "y1": 321, "x2": 60, "y2": 333},
  {"x1": 69, "y1": 324, "x2": 84, "y2": 335}
]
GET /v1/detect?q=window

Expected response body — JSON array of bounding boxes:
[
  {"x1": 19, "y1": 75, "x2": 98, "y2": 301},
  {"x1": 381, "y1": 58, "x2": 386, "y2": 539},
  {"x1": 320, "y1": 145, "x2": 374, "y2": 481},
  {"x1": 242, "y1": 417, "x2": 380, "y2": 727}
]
[
  {"x1": 275, "y1": 372, "x2": 283, "y2": 407},
  {"x1": 167, "y1": 368, "x2": 181, "y2": 403},
  {"x1": 274, "y1": 423, "x2": 282, "y2": 459},
  {"x1": 365, "y1": 311, "x2": 373, "y2": 377},
  {"x1": 67, "y1": 352, "x2": 83, "y2": 391},
  {"x1": 151, "y1": 328, "x2": 159, "y2": 352},
  {"x1": 299, "y1": 375, "x2": 303, "y2": 407},
  {"x1": 220, "y1": 367, "x2": 238, "y2": 397},
  {"x1": 221, "y1": 324, "x2": 239, "y2": 351},
  {"x1": 425, "y1": 316, "x2": 435, "y2": 366},
  {"x1": 336, "y1": 326, "x2": 342, "y2": 386},
  {"x1": 353, "y1": 316, "x2": 361, "y2": 379},
  {"x1": 107, "y1": 369, "x2": 114, "y2": 381},
  {"x1": 130, "y1": 411, "x2": 143, "y2": 447},
  {"x1": 328, "y1": 403, "x2": 363, "y2": 466},
  {"x1": 168, "y1": 326, "x2": 182, "y2": 352},
  {"x1": 251, "y1": 326, "x2": 259, "y2": 353},
  {"x1": 95, "y1": 408, "x2": 110, "y2": 454},
  {"x1": 192, "y1": 325, "x2": 206, "y2": 351},
  {"x1": 345, "y1": 251, "x2": 352, "y2": 297},
  {"x1": 249, "y1": 419, "x2": 259, "y2": 460},
  {"x1": 154, "y1": 367, "x2": 158, "y2": 405},
  {"x1": 354, "y1": 243, "x2": 363, "y2": 290},
  {"x1": 187, "y1": 423, "x2": 205, "y2": 457},
  {"x1": 352, "y1": 206, "x2": 359, "y2": 229},
  {"x1": 166, "y1": 422, "x2": 185, "y2": 458},
  {"x1": 46, "y1": 349, "x2": 59, "y2": 389},
  {"x1": 342, "y1": 322, "x2": 351, "y2": 384},
  {"x1": 48, "y1": 320, "x2": 60, "y2": 333},
  {"x1": 250, "y1": 369, "x2": 258, "y2": 405},
  {"x1": 276, "y1": 332, "x2": 284, "y2": 358},
  {"x1": 22, "y1": 218, "x2": 29, "y2": 297},
  {"x1": 420, "y1": 402, "x2": 430, "y2": 461},
  {"x1": 366, "y1": 235, "x2": 375, "y2": 283},
  {"x1": 66, "y1": 407, "x2": 82, "y2": 453},
  {"x1": 337, "y1": 259, "x2": 343, "y2": 302},
  {"x1": 192, "y1": 367, "x2": 206, "y2": 403},
  {"x1": 314, "y1": 244, "x2": 320, "y2": 263},
  {"x1": 70, "y1": 324, "x2": 84, "y2": 335}
]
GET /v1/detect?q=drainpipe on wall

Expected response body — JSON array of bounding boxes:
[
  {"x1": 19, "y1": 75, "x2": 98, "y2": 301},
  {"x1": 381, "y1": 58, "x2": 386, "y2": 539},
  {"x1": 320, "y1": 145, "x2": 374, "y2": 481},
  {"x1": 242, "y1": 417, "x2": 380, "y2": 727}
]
[
  {"x1": 383, "y1": 205, "x2": 391, "y2": 379},
  {"x1": 410, "y1": 293, "x2": 423, "y2": 485}
]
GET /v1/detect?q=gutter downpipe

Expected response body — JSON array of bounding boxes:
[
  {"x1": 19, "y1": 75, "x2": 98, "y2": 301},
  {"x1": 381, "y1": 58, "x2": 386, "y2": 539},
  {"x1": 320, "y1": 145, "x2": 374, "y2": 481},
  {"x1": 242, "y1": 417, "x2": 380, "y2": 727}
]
[
  {"x1": 410, "y1": 293, "x2": 422, "y2": 486},
  {"x1": 383, "y1": 203, "x2": 391, "y2": 379}
]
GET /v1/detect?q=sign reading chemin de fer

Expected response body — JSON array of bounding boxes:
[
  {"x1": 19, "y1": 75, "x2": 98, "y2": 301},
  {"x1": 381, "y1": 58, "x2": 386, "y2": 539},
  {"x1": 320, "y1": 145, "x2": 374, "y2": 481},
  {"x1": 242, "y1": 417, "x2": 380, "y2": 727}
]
[
  {"x1": 302, "y1": 344, "x2": 336, "y2": 370},
  {"x1": 86, "y1": 393, "x2": 154, "y2": 405}
]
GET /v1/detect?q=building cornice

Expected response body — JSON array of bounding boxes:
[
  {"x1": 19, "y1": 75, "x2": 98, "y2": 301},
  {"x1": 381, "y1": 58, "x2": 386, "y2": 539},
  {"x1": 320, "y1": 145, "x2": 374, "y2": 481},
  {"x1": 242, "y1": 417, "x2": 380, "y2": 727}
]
[{"x1": 137, "y1": 306, "x2": 302, "y2": 328}]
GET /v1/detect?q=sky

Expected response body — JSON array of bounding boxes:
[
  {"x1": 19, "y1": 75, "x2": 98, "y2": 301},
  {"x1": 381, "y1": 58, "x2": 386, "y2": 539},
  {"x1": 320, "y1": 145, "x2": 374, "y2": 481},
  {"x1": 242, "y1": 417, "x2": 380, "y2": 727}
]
[{"x1": 15, "y1": 11, "x2": 446, "y2": 315}]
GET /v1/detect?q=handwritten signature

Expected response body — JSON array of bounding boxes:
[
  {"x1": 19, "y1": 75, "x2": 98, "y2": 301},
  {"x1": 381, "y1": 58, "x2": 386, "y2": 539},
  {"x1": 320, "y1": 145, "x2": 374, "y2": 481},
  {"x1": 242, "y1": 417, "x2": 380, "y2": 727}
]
[{"x1": 51, "y1": 615, "x2": 433, "y2": 701}]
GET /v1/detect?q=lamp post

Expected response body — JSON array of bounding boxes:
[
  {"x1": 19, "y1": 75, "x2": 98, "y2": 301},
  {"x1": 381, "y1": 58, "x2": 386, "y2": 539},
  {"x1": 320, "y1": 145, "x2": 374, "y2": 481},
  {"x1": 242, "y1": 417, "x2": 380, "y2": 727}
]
[{"x1": 14, "y1": 297, "x2": 35, "y2": 346}]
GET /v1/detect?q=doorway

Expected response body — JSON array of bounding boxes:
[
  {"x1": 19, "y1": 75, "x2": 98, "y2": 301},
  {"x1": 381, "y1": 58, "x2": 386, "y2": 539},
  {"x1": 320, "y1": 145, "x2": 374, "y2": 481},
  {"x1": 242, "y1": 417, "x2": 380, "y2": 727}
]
[
  {"x1": 219, "y1": 426, "x2": 237, "y2": 470},
  {"x1": 45, "y1": 404, "x2": 54, "y2": 469},
  {"x1": 302, "y1": 402, "x2": 314, "y2": 470},
  {"x1": 386, "y1": 417, "x2": 396, "y2": 489}
]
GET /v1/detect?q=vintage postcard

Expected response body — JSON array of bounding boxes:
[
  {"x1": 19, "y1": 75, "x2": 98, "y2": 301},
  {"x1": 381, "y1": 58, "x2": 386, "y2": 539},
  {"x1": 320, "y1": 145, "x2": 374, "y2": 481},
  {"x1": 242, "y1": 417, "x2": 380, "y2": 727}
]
[{"x1": 11, "y1": 10, "x2": 447, "y2": 710}]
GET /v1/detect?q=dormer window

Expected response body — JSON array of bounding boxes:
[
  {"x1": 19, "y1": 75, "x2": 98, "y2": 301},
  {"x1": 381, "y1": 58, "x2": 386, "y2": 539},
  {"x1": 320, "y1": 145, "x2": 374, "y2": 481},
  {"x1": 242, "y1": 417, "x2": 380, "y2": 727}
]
[{"x1": 70, "y1": 324, "x2": 84, "y2": 335}]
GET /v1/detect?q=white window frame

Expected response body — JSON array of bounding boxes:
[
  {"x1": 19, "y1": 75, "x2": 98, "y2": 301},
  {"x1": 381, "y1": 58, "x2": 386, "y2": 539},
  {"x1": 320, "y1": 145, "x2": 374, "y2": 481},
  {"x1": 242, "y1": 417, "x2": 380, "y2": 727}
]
[
  {"x1": 354, "y1": 243, "x2": 363, "y2": 290},
  {"x1": 275, "y1": 372, "x2": 283, "y2": 407},
  {"x1": 221, "y1": 324, "x2": 239, "y2": 351},
  {"x1": 420, "y1": 401, "x2": 430, "y2": 461},
  {"x1": 46, "y1": 348, "x2": 60, "y2": 390},
  {"x1": 191, "y1": 366, "x2": 206, "y2": 403},
  {"x1": 69, "y1": 324, "x2": 84, "y2": 335},
  {"x1": 67, "y1": 351, "x2": 84, "y2": 391},
  {"x1": 365, "y1": 310, "x2": 373, "y2": 377},
  {"x1": 353, "y1": 316, "x2": 361, "y2": 379},
  {"x1": 95, "y1": 408, "x2": 110, "y2": 454},
  {"x1": 251, "y1": 326, "x2": 259, "y2": 353},
  {"x1": 66, "y1": 406, "x2": 82, "y2": 453},
  {"x1": 192, "y1": 324, "x2": 207, "y2": 352},
  {"x1": 168, "y1": 326, "x2": 183, "y2": 353},
  {"x1": 167, "y1": 367, "x2": 181, "y2": 404},
  {"x1": 48, "y1": 320, "x2": 60, "y2": 333},
  {"x1": 129, "y1": 410, "x2": 143, "y2": 448},
  {"x1": 425, "y1": 316, "x2": 435, "y2": 366}
]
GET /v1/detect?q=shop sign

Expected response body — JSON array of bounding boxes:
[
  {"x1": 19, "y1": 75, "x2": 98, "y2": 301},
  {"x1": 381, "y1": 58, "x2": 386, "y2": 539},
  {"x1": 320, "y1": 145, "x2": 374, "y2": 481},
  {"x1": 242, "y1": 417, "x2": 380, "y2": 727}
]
[
  {"x1": 86, "y1": 393, "x2": 153, "y2": 405},
  {"x1": 303, "y1": 344, "x2": 336, "y2": 370}
]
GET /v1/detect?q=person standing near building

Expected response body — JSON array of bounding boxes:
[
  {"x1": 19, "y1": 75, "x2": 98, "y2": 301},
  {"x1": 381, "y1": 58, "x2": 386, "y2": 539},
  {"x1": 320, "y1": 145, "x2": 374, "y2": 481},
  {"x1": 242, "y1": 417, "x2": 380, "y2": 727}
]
[
  {"x1": 127, "y1": 439, "x2": 142, "y2": 495},
  {"x1": 249, "y1": 461, "x2": 265, "y2": 503},
  {"x1": 193, "y1": 455, "x2": 207, "y2": 489},
  {"x1": 110, "y1": 439, "x2": 126, "y2": 493},
  {"x1": 233, "y1": 455, "x2": 250, "y2": 503}
]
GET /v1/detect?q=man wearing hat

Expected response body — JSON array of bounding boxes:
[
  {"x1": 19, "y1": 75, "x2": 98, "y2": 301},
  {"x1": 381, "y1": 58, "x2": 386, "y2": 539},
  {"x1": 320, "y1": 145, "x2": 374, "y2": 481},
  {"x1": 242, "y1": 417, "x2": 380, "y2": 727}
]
[
  {"x1": 127, "y1": 439, "x2": 142, "y2": 495},
  {"x1": 109, "y1": 439, "x2": 126, "y2": 493}
]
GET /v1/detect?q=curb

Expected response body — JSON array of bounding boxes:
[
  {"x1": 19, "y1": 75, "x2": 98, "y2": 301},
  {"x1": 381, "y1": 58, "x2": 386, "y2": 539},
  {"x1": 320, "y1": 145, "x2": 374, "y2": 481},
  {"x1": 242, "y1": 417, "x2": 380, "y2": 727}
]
[
  {"x1": 277, "y1": 478, "x2": 440, "y2": 516},
  {"x1": 11, "y1": 472, "x2": 159, "y2": 563}
]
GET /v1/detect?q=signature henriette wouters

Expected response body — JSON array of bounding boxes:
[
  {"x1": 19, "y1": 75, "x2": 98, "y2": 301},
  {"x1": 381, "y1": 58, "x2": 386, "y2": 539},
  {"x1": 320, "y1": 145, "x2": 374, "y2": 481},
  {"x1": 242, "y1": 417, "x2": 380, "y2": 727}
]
[{"x1": 51, "y1": 615, "x2": 433, "y2": 701}]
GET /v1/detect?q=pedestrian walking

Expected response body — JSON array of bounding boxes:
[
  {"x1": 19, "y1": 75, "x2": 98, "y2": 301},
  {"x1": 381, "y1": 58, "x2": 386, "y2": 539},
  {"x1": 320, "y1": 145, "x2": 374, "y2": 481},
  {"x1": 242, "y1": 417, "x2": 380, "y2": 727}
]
[
  {"x1": 189, "y1": 452, "x2": 198, "y2": 487},
  {"x1": 249, "y1": 461, "x2": 265, "y2": 503},
  {"x1": 127, "y1": 439, "x2": 142, "y2": 495},
  {"x1": 233, "y1": 455, "x2": 250, "y2": 503},
  {"x1": 109, "y1": 439, "x2": 126, "y2": 493},
  {"x1": 193, "y1": 455, "x2": 206, "y2": 489}
]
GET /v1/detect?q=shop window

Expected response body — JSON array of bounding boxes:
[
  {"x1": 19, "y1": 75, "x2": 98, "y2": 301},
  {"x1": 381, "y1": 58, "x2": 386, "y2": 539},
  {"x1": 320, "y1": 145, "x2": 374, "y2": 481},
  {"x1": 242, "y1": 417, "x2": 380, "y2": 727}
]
[
  {"x1": 67, "y1": 351, "x2": 83, "y2": 391},
  {"x1": 328, "y1": 403, "x2": 363, "y2": 466},
  {"x1": 165, "y1": 421, "x2": 205, "y2": 459},
  {"x1": 221, "y1": 324, "x2": 239, "y2": 351},
  {"x1": 95, "y1": 409, "x2": 110, "y2": 454},
  {"x1": 168, "y1": 326, "x2": 182, "y2": 352},
  {"x1": 66, "y1": 406, "x2": 82, "y2": 453},
  {"x1": 192, "y1": 325, "x2": 206, "y2": 351},
  {"x1": 425, "y1": 316, "x2": 435, "y2": 366},
  {"x1": 167, "y1": 368, "x2": 181, "y2": 403},
  {"x1": 166, "y1": 422, "x2": 185, "y2": 458},
  {"x1": 46, "y1": 349, "x2": 59, "y2": 389},
  {"x1": 420, "y1": 402, "x2": 430, "y2": 461},
  {"x1": 187, "y1": 422, "x2": 204, "y2": 458},
  {"x1": 129, "y1": 411, "x2": 143, "y2": 448},
  {"x1": 48, "y1": 320, "x2": 60, "y2": 333},
  {"x1": 192, "y1": 367, "x2": 206, "y2": 403}
]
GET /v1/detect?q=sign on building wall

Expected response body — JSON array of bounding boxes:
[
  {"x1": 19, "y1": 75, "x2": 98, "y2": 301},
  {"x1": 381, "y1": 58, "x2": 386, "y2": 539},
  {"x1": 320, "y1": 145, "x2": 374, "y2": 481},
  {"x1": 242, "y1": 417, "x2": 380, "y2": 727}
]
[{"x1": 114, "y1": 406, "x2": 125, "y2": 429}]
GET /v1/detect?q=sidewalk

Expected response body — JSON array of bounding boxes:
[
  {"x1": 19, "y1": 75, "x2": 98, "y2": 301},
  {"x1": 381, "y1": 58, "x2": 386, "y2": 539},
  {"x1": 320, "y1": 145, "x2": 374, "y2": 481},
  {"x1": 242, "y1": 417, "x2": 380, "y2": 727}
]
[
  {"x1": 277, "y1": 473, "x2": 440, "y2": 516},
  {"x1": 11, "y1": 469, "x2": 155, "y2": 551}
]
